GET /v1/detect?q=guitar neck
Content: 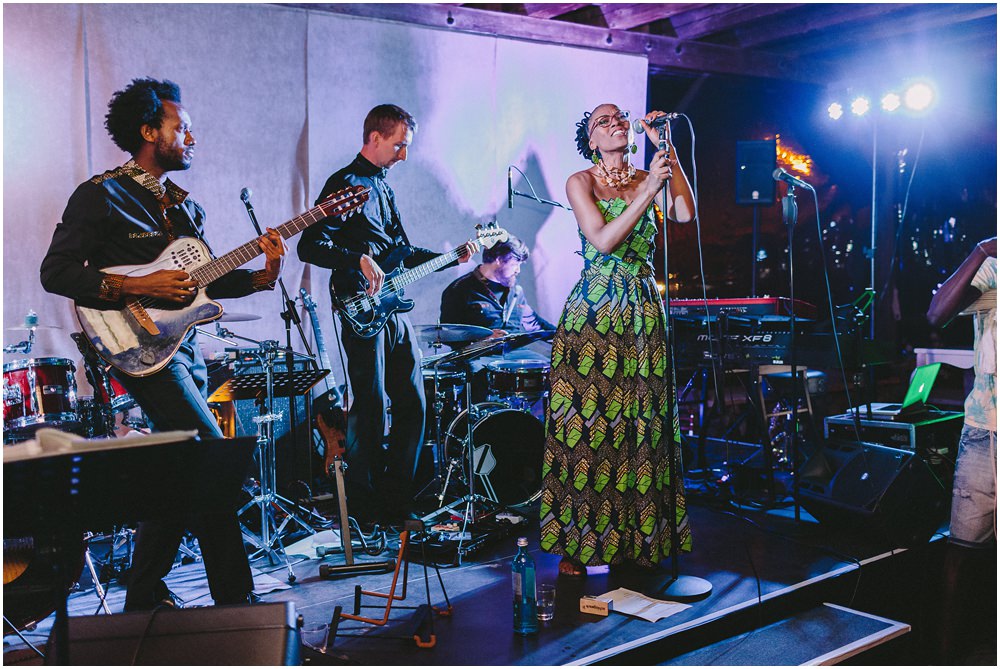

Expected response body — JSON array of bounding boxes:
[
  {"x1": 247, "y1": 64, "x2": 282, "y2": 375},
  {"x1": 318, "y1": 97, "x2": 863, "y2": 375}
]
[
  {"x1": 387, "y1": 246, "x2": 463, "y2": 292},
  {"x1": 189, "y1": 204, "x2": 329, "y2": 288}
]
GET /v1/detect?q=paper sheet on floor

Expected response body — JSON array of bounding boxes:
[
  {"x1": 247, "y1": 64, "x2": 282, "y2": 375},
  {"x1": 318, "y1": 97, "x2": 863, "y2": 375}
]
[
  {"x1": 598, "y1": 587, "x2": 690, "y2": 623},
  {"x1": 283, "y1": 528, "x2": 343, "y2": 559}
]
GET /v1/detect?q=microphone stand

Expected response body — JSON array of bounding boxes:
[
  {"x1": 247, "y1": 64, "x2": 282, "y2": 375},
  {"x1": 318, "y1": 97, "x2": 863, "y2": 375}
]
[
  {"x1": 649, "y1": 124, "x2": 712, "y2": 602},
  {"x1": 242, "y1": 194, "x2": 319, "y2": 505},
  {"x1": 780, "y1": 185, "x2": 802, "y2": 522}
]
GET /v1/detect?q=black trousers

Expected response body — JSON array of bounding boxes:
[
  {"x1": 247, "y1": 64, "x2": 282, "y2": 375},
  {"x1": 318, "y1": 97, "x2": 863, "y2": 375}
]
[
  {"x1": 340, "y1": 312, "x2": 426, "y2": 520},
  {"x1": 112, "y1": 336, "x2": 253, "y2": 611}
]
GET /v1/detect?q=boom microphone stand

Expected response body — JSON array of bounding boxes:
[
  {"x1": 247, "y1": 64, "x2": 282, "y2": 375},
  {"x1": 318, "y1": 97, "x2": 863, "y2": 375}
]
[
  {"x1": 241, "y1": 188, "x2": 320, "y2": 494},
  {"x1": 649, "y1": 119, "x2": 712, "y2": 601}
]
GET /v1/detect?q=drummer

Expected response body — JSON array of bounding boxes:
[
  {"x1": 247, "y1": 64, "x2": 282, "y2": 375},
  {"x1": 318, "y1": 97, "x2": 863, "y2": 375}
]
[
  {"x1": 439, "y1": 234, "x2": 554, "y2": 402},
  {"x1": 440, "y1": 234, "x2": 555, "y2": 338}
]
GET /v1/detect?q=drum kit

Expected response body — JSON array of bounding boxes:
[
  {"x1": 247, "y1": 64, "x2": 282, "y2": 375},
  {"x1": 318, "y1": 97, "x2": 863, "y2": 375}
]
[{"x1": 415, "y1": 324, "x2": 554, "y2": 519}]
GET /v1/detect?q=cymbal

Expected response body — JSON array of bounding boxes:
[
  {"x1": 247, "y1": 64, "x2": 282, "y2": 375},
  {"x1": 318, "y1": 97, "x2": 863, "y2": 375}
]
[
  {"x1": 6, "y1": 324, "x2": 62, "y2": 331},
  {"x1": 415, "y1": 323, "x2": 492, "y2": 344},
  {"x1": 218, "y1": 312, "x2": 262, "y2": 322}
]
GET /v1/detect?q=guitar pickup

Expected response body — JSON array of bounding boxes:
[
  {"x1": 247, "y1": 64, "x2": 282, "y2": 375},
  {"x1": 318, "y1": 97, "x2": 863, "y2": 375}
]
[{"x1": 125, "y1": 299, "x2": 160, "y2": 336}]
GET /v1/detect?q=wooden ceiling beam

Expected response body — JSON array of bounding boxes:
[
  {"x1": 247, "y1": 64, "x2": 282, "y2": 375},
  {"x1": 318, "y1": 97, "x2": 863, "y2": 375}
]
[
  {"x1": 597, "y1": 3, "x2": 701, "y2": 31},
  {"x1": 670, "y1": 3, "x2": 805, "y2": 40},
  {"x1": 735, "y1": 3, "x2": 913, "y2": 49},
  {"x1": 787, "y1": 4, "x2": 998, "y2": 55},
  {"x1": 279, "y1": 3, "x2": 835, "y2": 83},
  {"x1": 522, "y1": 3, "x2": 587, "y2": 20}
]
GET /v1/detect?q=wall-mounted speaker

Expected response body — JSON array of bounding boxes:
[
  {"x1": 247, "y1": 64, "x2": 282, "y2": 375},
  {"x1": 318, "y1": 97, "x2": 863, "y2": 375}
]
[{"x1": 736, "y1": 140, "x2": 777, "y2": 205}]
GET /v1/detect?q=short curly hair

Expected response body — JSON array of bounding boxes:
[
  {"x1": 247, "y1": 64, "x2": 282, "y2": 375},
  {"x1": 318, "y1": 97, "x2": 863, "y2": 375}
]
[
  {"x1": 575, "y1": 111, "x2": 597, "y2": 162},
  {"x1": 104, "y1": 78, "x2": 182, "y2": 154}
]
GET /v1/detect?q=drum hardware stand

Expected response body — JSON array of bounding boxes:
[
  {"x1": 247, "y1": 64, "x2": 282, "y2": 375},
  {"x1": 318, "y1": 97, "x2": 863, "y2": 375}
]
[
  {"x1": 413, "y1": 357, "x2": 465, "y2": 505},
  {"x1": 209, "y1": 340, "x2": 328, "y2": 583},
  {"x1": 3, "y1": 311, "x2": 41, "y2": 355},
  {"x1": 80, "y1": 535, "x2": 112, "y2": 616}
]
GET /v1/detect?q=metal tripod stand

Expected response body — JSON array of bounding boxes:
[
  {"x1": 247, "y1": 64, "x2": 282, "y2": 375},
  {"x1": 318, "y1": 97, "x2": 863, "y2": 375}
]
[{"x1": 210, "y1": 340, "x2": 328, "y2": 582}]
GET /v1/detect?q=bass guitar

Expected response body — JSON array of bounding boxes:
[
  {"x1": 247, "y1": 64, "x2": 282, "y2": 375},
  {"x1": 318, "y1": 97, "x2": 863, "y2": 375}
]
[
  {"x1": 336, "y1": 222, "x2": 508, "y2": 338},
  {"x1": 76, "y1": 185, "x2": 370, "y2": 377},
  {"x1": 300, "y1": 288, "x2": 348, "y2": 478}
]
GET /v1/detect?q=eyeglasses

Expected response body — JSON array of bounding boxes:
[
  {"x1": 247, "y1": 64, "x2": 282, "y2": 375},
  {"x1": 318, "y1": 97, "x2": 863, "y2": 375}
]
[{"x1": 589, "y1": 110, "x2": 629, "y2": 133}]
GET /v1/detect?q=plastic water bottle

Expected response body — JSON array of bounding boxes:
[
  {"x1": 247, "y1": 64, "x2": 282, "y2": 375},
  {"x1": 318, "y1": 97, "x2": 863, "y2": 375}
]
[{"x1": 511, "y1": 537, "x2": 538, "y2": 635}]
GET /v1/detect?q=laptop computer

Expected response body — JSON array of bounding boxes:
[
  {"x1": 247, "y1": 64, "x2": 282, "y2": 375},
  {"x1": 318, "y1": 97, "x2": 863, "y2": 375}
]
[{"x1": 864, "y1": 363, "x2": 942, "y2": 419}]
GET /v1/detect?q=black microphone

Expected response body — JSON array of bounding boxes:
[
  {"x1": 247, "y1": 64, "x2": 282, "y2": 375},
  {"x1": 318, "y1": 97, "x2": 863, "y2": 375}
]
[
  {"x1": 240, "y1": 187, "x2": 263, "y2": 235},
  {"x1": 240, "y1": 187, "x2": 253, "y2": 205},
  {"x1": 772, "y1": 168, "x2": 813, "y2": 191},
  {"x1": 507, "y1": 167, "x2": 514, "y2": 209},
  {"x1": 631, "y1": 113, "x2": 678, "y2": 134}
]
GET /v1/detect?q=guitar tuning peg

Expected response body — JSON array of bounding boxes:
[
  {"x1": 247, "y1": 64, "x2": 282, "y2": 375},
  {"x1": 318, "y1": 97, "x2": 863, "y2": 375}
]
[
  {"x1": 475, "y1": 223, "x2": 483, "y2": 230},
  {"x1": 341, "y1": 214, "x2": 347, "y2": 221}
]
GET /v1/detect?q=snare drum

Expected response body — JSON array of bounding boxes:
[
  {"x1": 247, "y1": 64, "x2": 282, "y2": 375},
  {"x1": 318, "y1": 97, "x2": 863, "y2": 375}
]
[
  {"x1": 3, "y1": 358, "x2": 79, "y2": 437},
  {"x1": 485, "y1": 359, "x2": 550, "y2": 418},
  {"x1": 444, "y1": 403, "x2": 544, "y2": 508}
]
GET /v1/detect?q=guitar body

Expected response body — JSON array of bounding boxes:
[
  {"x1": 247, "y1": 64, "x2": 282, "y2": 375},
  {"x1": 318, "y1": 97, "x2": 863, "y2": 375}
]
[
  {"x1": 338, "y1": 246, "x2": 415, "y2": 338},
  {"x1": 335, "y1": 223, "x2": 509, "y2": 339},
  {"x1": 76, "y1": 237, "x2": 223, "y2": 377}
]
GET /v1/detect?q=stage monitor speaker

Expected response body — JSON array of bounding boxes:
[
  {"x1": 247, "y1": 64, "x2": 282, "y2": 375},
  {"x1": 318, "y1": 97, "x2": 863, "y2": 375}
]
[
  {"x1": 46, "y1": 602, "x2": 300, "y2": 665},
  {"x1": 736, "y1": 140, "x2": 777, "y2": 205},
  {"x1": 798, "y1": 440, "x2": 949, "y2": 547}
]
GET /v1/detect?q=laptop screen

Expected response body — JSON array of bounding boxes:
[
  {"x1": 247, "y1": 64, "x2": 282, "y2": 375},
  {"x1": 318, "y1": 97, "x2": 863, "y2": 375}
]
[{"x1": 901, "y1": 363, "x2": 942, "y2": 409}]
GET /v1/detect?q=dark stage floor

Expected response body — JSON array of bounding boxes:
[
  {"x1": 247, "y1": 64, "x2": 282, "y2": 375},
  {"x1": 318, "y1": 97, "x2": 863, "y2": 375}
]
[{"x1": 7, "y1": 488, "x2": 984, "y2": 666}]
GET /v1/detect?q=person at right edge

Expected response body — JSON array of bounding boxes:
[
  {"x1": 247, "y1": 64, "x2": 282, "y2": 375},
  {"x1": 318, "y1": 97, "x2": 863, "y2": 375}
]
[
  {"x1": 540, "y1": 105, "x2": 695, "y2": 577},
  {"x1": 926, "y1": 235, "x2": 996, "y2": 664}
]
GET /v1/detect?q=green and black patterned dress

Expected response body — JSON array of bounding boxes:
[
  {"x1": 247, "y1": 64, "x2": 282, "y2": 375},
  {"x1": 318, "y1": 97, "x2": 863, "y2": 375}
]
[{"x1": 540, "y1": 197, "x2": 691, "y2": 568}]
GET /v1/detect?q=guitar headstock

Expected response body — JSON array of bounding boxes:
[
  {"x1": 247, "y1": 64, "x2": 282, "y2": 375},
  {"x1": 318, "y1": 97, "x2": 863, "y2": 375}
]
[
  {"x1": 318, "y1": 185, "x2": 370, "y2": 221},
  {"x1": 299, "y1": 288, "x2": 317, "y2": 311},
  {"x1": 474, "y1": 221, "x2": 510, "y2": 249}
]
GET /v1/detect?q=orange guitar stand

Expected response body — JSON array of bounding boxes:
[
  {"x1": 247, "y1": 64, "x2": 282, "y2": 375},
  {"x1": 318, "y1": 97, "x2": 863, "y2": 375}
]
[{"x1": 328, "y1": 520, "x2": 452, "y2": 649}]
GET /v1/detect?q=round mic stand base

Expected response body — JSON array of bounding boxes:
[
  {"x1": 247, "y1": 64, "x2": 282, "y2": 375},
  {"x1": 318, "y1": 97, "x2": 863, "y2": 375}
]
[{"x1": 643, "y1": 573, "x2": 713, "y2": 602}]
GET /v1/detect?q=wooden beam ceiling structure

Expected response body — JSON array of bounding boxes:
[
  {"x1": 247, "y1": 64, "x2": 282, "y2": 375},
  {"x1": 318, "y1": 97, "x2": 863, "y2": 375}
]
[
  {"x1": 283, "y1": 3, "x2": 997, "y2": 85},
  {"x1": 283, "y1": 2, "x2": 837, "y2": 83}
]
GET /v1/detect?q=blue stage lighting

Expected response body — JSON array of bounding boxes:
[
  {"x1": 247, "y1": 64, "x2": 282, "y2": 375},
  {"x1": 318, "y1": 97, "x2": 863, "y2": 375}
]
[
  {"x1": 904, "y1": 82, "x2": 935, "y2": 112},
  {"x1": 827, "y1": 102, "x2": 844, "y2": 120},
  {"x1": 851, "y1": 97, "x2": 871, "y2": 116},
  {"x1": 881, "y1": 92, "x2": 901, "y2": 112}
]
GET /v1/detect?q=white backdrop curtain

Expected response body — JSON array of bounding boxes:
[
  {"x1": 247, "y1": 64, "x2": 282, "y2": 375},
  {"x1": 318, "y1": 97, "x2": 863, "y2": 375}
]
[{"x1": 3, "y1": 3, "x2": 647, "y2": 396}]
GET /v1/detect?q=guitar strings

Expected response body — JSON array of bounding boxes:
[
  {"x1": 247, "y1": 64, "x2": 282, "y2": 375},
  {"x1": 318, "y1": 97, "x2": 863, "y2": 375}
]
[{"x1": 123, "y1": 189, "x2": 365, "y2": 312}]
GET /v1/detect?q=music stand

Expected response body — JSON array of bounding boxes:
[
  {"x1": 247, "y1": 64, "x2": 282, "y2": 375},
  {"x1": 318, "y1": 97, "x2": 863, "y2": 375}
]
[
  {"x1": 210, "y1": 368, "x2": 329, "y2": 576},
  {"x1": 3, "y1": 431, "x2": 256, "y2": 665}
]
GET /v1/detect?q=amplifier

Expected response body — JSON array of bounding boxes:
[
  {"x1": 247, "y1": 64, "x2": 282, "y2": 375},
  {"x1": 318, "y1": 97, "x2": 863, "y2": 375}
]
[{"x1": 824, "y1": 411, "x2": 963, "y2": 462}]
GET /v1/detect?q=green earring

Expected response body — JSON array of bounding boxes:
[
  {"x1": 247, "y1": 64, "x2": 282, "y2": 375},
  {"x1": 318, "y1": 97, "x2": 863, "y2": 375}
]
[
  {"x1": 629, "y1": 143, "x2": 638, "y2": 154},
  {"x1": 591, "y1": 152, "x2": 600, "y2": 164}
]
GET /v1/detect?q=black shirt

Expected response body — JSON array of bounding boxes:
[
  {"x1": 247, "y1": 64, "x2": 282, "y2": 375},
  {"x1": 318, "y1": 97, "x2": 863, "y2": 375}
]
[
  {"x1": 298, "y1": 153, "x2": 439, "y2": 300},
  {"x1": 440, "y1": 267, "x2": 555, "y2": 333},
  {"x1": 40, "y1": 160, "x2": 262, "y2": 309}
]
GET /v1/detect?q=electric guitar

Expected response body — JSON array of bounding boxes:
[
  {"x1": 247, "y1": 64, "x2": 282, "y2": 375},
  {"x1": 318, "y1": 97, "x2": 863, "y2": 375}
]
[
  {"x1": 300, "y1": 288, "x2": 348, "y2": 477},
  {"x1": 336, "y1": 222, "x2": 509, "y2": 338},
  {"x1": 75, "y1": 186, "x2": 370, "y2": 377}
]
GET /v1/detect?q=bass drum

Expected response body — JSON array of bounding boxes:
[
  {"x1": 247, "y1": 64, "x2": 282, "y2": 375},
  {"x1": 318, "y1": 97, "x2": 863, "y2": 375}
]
[
  {"x1": 3, "y1": 535, "x2": 85, "y2": 635},
  {"x1": 444, "y1": 403, "x2": 544, "y2": 509}
]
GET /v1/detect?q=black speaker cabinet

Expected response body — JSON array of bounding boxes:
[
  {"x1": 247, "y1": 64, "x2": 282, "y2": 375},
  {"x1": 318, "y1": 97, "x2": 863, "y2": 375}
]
[
  {"x1": 46, "y1": 602, "x2": 300, "y2": 665},
  {"x1": 798, "y1": 440, "x2": 949, "y2": 546},
  {"x1": 736, "y1": 140, "x2": 777, "y2": 205}
]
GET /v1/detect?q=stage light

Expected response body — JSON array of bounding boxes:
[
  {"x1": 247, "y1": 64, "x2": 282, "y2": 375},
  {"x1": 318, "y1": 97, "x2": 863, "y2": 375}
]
[
  {"x1": 881, "y1": 92, "x2": 901, "y2": 112},
  {"x1": 904, "y1": 82, "x2": 935, "y2": 112},
  {"x1": 827, "y1": 102, "x2": 844, "y2": 120},
  {"x1": 850, "y1": 96, "x2": 870, "y2": 116}
]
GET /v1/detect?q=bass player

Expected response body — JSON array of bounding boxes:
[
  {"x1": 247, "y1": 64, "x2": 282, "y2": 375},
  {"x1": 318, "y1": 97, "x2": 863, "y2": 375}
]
[{"x1": 297, "y1": 104, "x2": 476, "y2": 527}]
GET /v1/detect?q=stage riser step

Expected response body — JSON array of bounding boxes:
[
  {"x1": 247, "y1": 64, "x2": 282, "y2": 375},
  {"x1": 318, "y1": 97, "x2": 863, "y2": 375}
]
[
  {"x1": 660, "y1": 604, "x2": 908, "y2": 666},
  {"x1": 591, "y1": 538, "x2": 939, "y2": 665}
]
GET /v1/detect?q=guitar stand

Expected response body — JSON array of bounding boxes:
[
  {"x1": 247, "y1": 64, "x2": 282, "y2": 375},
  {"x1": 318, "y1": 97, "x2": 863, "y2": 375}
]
[
  {"x1": 326, "y1": 522, "x2": 452, "y2": 651},
  {"x1": 317, "y1": 455, "x2": 395, "y2": 578}
]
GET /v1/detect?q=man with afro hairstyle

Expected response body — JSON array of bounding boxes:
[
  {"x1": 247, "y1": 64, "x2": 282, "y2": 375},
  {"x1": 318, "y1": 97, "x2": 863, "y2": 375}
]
[{"x1": 41, "y1": 78, "x2": 286, "y2": 611}]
